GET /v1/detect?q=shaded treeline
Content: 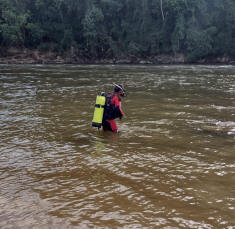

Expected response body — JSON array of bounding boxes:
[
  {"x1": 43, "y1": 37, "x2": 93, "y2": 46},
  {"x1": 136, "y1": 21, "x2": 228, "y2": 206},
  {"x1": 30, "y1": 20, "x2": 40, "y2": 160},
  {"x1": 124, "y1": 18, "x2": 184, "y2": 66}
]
[{"x1": 1, "y1": 0, "x2": 235, "y2": 61}]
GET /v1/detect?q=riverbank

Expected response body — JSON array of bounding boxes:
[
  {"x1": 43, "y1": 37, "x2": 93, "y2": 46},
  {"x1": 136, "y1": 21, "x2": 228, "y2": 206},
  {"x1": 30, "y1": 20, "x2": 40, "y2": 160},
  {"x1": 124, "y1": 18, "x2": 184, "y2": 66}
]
[{"x1": 0, "y1": 47, "x2": 234, "y2": 64}]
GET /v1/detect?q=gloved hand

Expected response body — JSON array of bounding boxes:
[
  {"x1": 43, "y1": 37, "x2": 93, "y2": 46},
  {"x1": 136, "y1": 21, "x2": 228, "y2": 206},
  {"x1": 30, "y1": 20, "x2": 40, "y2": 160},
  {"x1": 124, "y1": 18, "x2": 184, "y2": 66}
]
[{"x1": 119, "y1": 115, "x2": 124, "y2": 120}]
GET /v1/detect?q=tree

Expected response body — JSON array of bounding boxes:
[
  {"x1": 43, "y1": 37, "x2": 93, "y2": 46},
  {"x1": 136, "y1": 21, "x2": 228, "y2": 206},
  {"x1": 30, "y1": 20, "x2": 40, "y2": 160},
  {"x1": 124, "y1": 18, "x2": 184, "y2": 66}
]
[
  {"x1": 0, "y1": 0, "x2": 30, "y2": 47},
  {"x1": 1, "y1": 0, "x2": 235, "y2": 60},
  {"x1": 82, "y1": 5, "x2": 106, "y2": 56}
]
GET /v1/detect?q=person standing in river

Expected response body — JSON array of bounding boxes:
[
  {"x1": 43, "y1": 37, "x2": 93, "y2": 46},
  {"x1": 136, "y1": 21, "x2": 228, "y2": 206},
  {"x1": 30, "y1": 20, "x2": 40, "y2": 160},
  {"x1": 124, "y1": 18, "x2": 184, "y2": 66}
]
[{"x1": 102, "y1": 84, "x2": 126, "y2": 132}]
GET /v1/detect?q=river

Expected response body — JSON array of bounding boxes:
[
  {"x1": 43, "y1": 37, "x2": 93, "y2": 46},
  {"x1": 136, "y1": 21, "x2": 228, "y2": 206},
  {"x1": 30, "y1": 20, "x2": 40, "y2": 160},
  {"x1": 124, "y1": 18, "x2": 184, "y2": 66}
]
[{"x1": 0, "y1": 64, "x2": 235, "y2": 228}]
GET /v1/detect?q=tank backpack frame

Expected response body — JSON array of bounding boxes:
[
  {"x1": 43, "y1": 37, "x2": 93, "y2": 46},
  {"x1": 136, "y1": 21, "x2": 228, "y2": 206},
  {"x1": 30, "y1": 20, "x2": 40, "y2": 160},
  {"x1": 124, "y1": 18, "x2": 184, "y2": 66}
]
[{"x1": 103, "y1": 93, "x2": 116, "y2": 121}]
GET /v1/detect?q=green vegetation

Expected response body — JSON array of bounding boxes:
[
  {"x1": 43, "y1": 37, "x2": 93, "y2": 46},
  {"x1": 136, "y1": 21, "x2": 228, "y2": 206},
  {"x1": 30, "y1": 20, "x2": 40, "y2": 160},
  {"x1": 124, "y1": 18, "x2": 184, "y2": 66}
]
[{"x1": 1, "y1": 0, "x2": 235, "y2": 61}]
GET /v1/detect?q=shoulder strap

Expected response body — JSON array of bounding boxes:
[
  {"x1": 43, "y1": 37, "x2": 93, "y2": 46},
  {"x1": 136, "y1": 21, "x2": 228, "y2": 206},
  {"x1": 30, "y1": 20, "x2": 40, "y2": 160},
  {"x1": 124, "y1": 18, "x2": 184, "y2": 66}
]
[{"x1": 106, "y1": 93, "x2": 116, "y2": 104}]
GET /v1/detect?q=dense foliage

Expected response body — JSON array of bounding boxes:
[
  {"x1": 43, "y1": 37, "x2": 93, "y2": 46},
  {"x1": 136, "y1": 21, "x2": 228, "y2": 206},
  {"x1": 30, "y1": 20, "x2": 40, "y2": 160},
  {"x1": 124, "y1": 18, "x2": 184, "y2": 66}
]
[{"x1": 1, "y1": 0, "x2": 235, "y2": 61}]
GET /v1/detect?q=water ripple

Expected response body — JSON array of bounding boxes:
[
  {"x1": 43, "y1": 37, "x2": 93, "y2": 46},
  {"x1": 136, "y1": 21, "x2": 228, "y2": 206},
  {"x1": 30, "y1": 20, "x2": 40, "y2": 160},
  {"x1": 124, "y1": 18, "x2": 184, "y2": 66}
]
[{"x1": 0, "y1": 64, "x2": 235, "y2": 228}]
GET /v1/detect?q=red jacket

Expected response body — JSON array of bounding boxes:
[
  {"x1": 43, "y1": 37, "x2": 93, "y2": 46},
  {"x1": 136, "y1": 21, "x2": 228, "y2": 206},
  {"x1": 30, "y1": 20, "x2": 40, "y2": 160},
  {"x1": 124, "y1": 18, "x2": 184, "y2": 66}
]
[
  {"x1": 103, "y1": 93, "x2": 124, "y2": 120},
  {"x1": 109, "y1": 93, "x2": 124, "y2": 118}
]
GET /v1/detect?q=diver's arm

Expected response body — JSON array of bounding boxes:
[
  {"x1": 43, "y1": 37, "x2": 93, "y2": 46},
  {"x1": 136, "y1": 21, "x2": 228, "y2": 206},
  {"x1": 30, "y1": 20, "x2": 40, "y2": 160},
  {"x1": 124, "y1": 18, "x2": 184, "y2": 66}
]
[{"x1": 114, "y1": 95, "x2": 124, "y2": 118}]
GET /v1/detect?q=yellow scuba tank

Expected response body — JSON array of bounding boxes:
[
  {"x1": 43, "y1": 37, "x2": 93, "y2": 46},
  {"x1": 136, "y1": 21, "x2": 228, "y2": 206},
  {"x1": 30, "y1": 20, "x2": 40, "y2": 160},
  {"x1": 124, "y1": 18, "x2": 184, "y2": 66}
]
[{"x1": 92, "y1": 93, "x2": 106, "y2": 128}]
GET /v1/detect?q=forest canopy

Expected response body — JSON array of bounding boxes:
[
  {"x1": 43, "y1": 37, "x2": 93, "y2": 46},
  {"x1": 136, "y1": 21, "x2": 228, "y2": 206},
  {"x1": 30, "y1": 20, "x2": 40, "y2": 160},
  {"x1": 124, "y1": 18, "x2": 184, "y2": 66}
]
[{"x1": 1, "y1": 0, "x2": 235, "y2": 62}]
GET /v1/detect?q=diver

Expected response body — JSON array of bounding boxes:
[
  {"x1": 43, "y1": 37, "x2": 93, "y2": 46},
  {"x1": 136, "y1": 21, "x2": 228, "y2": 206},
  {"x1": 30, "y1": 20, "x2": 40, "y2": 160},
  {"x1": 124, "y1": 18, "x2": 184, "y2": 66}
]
[{"x1": 102, "y1": 84, "x2": 126, "y2": 132}]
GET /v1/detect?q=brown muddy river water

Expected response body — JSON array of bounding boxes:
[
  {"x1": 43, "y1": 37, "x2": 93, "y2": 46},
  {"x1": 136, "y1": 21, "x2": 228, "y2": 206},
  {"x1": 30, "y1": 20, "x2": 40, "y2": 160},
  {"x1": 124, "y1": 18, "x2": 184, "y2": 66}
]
[{"x1": 0, "y1": 64, "x2": 235, "y2": 228}]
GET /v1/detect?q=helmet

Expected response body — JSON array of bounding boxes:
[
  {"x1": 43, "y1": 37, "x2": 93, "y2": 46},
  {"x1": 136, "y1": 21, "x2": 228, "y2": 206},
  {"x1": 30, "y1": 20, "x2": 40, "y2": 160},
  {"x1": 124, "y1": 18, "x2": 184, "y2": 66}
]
[{"x1": 114, "y1": 83, "x2": 126, "y2": 97}]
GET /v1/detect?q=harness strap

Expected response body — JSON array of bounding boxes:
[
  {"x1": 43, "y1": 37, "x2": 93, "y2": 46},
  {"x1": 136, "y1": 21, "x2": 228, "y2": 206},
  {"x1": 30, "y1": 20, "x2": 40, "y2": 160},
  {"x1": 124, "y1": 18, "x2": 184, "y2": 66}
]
[
  {"x1": 95, "y1": 104, "x2": 105, "y2": 108},
  {"x1": 107, "y1": 93, "x2": 117, "y2": 101}
]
